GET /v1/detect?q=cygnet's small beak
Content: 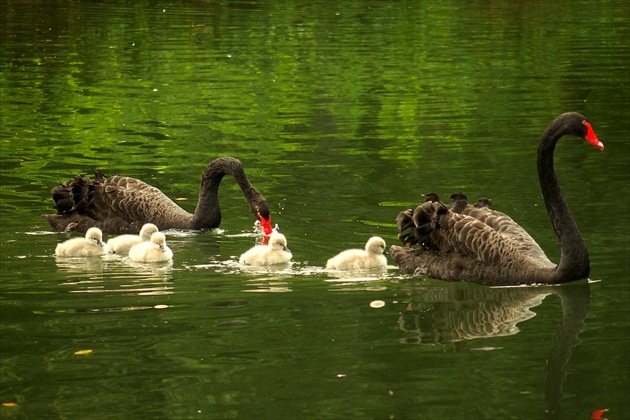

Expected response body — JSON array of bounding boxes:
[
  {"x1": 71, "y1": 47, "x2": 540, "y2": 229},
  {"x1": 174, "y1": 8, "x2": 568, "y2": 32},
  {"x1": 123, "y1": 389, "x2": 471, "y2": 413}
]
[{"x1": 283, "y1": 246, "x2": 290, "y2": 253}]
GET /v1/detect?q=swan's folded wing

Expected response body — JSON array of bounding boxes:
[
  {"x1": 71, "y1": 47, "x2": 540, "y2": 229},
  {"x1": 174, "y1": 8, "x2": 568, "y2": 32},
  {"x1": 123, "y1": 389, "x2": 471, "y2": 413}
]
[
  {"x1": 434, "y1": 211, "x2": 552, "y2": 268},
  {"x1": 93, "y1": 176, "x2": 190, "y2": 225},
  {"x1": 458, "y1": 206, "x2": 550, "y2": 262}
]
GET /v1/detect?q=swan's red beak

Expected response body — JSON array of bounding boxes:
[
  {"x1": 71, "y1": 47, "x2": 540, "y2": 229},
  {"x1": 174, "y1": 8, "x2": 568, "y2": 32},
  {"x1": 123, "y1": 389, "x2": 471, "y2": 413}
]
[
  {"x1": 583, "y1": 121, "x2": 604, "y2": 150},
  {"x1": 258, "y1": 213, "x2": 273, "y2": 235}
]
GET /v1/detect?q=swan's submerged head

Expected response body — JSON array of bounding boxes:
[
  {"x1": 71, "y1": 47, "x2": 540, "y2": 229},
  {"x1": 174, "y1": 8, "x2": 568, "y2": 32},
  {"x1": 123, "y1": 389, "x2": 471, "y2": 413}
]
[
  {"x1": 256, "y1": 203, "x2": 273, "y2": 235},
  {"x1": 366, "y1": 236, "x2": 387, "y2": 256},
  {"x1": 86, "y1": 227, "x2": 104, "y2": 246}
]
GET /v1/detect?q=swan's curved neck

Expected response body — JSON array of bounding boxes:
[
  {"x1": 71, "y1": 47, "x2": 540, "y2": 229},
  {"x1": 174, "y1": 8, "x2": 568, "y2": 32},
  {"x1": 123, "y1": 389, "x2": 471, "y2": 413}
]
[
  {"x1": 191, "y1": 159, "x2": 264, "y2": 229},
  {"x1": 537, "y1": 127, "x2": 590, "y2": 282},
  {"x1": 191, "y1": 170, "x2": 223, "y2": 229}
]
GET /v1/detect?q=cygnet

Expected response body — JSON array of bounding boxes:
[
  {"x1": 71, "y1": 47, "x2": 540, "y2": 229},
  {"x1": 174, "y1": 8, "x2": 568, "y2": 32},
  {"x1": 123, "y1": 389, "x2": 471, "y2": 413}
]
[
  {"x1": 107, "y1": 223, "x2": 159, "y2": 255},
  {"x1": 55, "y1": 227, "x2": 108, "y2": 257},
  {"x1": 239, "y1": 232, "x2": 292, "y2": 266},
  {"x1": 128, "y1": 232, "x2": 173, "y2": 262},
  {"x1": 326, "y1": 236, "x2": 388, "y2": 270}
]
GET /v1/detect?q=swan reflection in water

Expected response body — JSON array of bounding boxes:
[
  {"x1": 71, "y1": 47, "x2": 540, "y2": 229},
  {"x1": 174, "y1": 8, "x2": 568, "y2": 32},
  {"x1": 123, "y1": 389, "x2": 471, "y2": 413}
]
[
  {"x1": 398, "y1": 284, "x2": 552, "y2": 345},
  {"x1": 398, "y1": 281, "x2": 591, "y2": 418}
]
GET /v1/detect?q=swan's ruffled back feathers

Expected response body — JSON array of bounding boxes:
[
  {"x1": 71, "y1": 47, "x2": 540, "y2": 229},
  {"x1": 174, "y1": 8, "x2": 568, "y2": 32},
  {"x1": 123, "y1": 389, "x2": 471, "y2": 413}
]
[
  {"x1": 47, "y1": 173, "x2": 193, "y2": 233},
  {"x1": 438, "y1": 210, "x2": 546, "y2": 266},
  {"x1": 456, "y1": 206, "x2": 550, "y2": 262},
  {"x1": 393, "y1": 194, "x2": 555, "y2": 284},
  {"x1": 99, "y1": 176, "x2": 192, "y2": 228}
]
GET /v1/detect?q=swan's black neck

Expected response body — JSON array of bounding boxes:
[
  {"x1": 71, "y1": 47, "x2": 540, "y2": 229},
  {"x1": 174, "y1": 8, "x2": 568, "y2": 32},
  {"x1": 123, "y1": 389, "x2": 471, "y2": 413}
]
[
  {"x1": 537, "y1": 114, "x2": 590, "y2": 282},
  {"x1": 191, "y1": 157, "x2": 268, "y2": 229}
]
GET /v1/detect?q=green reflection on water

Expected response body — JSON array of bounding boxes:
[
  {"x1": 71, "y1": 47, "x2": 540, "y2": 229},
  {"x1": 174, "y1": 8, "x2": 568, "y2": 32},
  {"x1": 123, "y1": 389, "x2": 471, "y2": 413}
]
[{"x1": 1, "y1": 0, "x2": 628, "y2": 419}]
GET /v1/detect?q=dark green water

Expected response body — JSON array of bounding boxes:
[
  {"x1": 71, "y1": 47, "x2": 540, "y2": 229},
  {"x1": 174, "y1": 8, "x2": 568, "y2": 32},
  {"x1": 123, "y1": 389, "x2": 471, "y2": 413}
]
[{"x1": 1, "y1": 1, "x2": 629, "y2": 419}]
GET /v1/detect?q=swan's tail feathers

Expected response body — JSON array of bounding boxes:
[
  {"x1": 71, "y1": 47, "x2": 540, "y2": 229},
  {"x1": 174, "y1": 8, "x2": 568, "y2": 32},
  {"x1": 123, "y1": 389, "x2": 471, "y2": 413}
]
[
  {"x1": 396, "y1": 194, "x2": 444, "y2": 244},
  {"x1": 396, "y1": 208, "x2": 422, "y2": 246},
  {"x1": 49, "y1": 175, "x2": 95, "y2": 215},
  {"x1": 44, "y1": 175, "x2": 98, "y2": 231},
  {"x1": 400, "y1": 225, "x2": 434, "y2": 248},
  {"x1": 423, "y1": 192, "x2": 441, "y2": 203},
  {"x1": 47, "y1": 172, "x2": 109, "y2": 217},
  {"x1": 43, "y1": 173, "x2": 142, "y2": 234},
  {"x1": 412, "y1": 202, "x2": 435, "y2": 227},
  {"x1": 474, "y1": 198, "x2": 492, "y2": 208},
  {"x1": 396, "y1": 201, "x2": 444, "y2": 246},
  {"x1": 395, "y1": 209, "x2": 414, "y2": 233},
  {"x1": 448, "y1": 192, "x2": 467, "y2": 202},
  {"x1": 448, "y1": 193, "x2": 470, "y2": 213},
  {"x1": 431, "y1": 203, "x2": 447, "y2": 225}
]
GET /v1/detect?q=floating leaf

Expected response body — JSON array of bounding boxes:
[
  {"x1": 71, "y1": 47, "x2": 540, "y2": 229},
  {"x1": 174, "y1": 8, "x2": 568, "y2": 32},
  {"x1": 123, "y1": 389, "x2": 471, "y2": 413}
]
[
  {"x1": 2, "y1": 402, "x2": 18, "y2": 407},
  {"x1": 74, "y1": 349, "x2": 93, "y2": 356}
]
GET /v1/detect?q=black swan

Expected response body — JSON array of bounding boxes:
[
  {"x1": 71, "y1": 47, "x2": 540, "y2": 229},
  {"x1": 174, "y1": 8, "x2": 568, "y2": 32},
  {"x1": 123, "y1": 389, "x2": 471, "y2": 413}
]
[
  {"x1": 390, "y1": 112, "x2": 604, "y2": 285},
  {"x1": 42, "y1": 157, "x2": 272, "y2": 235}
]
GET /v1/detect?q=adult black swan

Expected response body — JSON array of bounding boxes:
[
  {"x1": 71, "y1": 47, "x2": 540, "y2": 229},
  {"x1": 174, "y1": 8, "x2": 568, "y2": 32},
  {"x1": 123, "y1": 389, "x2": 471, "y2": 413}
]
[
  {"x1": 42, "y1": 157, "x2": 273, "y2": 235},
  {"x1": 390, "y1": 112, "x2": 604, "y2": 286}
]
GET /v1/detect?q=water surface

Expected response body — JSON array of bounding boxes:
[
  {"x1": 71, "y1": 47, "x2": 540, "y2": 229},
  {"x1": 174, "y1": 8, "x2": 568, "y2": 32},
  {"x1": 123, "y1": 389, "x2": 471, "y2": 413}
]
[{"x1": 1, "y1": 1, "x2": 629, "y2": 419}]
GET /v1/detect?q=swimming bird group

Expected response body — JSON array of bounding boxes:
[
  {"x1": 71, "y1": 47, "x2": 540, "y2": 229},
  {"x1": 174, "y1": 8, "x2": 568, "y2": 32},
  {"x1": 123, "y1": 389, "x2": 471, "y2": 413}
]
[
  {"x1": 46, "y1": 113, "x2": 604, "y2": 284},
  {"x1": 236, "y1": 233, "x2": 388, "y2": 269},
  {"x1": 53, "y1": 223, "x2": 385, "y2": 270},
  {"x1": 55, "y1": 223, "x2": 173, "y2": 263}
]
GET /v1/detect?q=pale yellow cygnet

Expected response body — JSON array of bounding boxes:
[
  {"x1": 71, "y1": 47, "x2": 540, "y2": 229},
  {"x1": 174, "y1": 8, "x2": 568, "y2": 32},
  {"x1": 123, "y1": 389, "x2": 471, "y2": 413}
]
[
  {"x1": 55, "y1": 227, "x2": 108, "y2": 257},
  {"x1": 239, "y1": 232, "x2": 292, "y2": 266},
  {"x1": 326, "y1": 236, "x2": 388, "y2": 270},
  {"x1": 129, "y1": 232, "x2": 173, "y2": 262},
  {"x1": 107, "y1": 223, "x2": 159, "y2": 255}
]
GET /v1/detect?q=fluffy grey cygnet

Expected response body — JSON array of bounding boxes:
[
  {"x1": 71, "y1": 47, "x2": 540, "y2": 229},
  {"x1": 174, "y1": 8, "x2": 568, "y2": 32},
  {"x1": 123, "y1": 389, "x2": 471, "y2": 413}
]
[{"x1": 326, "y1": 236, "x2": 388, "y2": 270}]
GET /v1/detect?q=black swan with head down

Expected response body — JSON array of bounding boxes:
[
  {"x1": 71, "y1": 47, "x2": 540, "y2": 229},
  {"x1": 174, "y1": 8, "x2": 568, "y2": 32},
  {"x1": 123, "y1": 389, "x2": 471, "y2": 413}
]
[
  {"x1": 43, "y1": 157, "x2": 272, "y2": 235},
  {"x1": 390, "y1": 112, "x2": 604, "y2": 286}
]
